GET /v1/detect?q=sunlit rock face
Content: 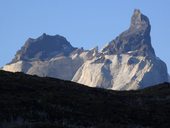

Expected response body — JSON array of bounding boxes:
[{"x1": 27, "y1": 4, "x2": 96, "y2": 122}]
[
  {"x1": 73, "y1": 55, "x2": 168, "y2": 90},
  {"x1": 2, "y1": 9, "x2": 169, "y2": 90}
]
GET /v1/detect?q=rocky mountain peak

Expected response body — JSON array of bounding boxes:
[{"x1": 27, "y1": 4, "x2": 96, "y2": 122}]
[
  {"x1": 130, "y1": 9, "x2": 151, "y2": 34},
  {"x1": 102, "y1": 9, "x2": 155, "y2": 57},
  {"x1": 11, "y1": 34, "x2": 76, "y2": 63}
]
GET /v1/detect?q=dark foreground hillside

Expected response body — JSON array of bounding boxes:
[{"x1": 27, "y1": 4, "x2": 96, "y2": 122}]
[{"x1": 0, "y1": 70, "x2": 170, "y2": 128}]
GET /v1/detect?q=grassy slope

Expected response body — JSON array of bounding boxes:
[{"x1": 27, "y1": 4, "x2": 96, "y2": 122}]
[{"x1": 0, "y1": 70, "x2": 170, "y2": 128}]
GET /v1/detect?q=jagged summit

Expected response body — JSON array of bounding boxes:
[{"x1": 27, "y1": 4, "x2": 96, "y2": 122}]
[
  {"x1": 130, "y1": 9, "x2": 150, "y2": 33},
  {"x1": 102, "y1": 9, "x2": 155, "y2": 57},
  {"x1": 11, "y1": 34, "x2": 76, "y2": 63}
]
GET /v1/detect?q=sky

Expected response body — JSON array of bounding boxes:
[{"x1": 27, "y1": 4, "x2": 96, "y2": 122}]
[{"x1": 0, "y1": 0, "x2": 170, "y2": 73}]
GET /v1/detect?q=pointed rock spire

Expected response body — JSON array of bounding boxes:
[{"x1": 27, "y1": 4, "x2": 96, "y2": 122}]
[
  {"x1": 102, "y1": 9, "x2": 155, "y2": 57},
  {"x1": 130, "y1": 9, "x2": 151, "y2": 34}
]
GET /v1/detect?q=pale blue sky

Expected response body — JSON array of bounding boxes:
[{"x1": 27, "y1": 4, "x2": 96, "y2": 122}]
[{"x1": 0, "y1": 0, "x2": 170, "y2": 73}]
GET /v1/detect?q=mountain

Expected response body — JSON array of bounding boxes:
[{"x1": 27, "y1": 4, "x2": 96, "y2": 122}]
[
  {"x1": 11, "y1": 33, "x2": 76, "y2": 63},
  {"x1": 2, "y1": 9, "x2": 169, "y2": 90},
  {"x1": 0, "y1": 70, "x2": 170, "y2": 128}
]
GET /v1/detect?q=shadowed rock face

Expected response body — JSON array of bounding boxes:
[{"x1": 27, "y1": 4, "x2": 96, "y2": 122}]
[
  {"x1": 11, "y1": 33, "x2": 76, "y2": 63},
  {"x1": 102, "y1": 9, "x2": 155, "y2": 56}
]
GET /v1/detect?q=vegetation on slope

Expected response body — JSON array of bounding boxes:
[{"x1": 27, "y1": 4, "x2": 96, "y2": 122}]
[{"x1": 0, "y1": 70, "x2": 170, "y2": 128}]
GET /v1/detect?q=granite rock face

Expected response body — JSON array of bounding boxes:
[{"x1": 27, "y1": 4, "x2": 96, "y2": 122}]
[{"x1": 2, "y1": 9, "x2": 169, "y2": 90}]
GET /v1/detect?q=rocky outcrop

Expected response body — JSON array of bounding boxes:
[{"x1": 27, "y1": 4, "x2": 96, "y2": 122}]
[{"x1": 2, "y1": 9, "x2": 169, "y2": 90}]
